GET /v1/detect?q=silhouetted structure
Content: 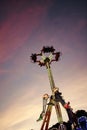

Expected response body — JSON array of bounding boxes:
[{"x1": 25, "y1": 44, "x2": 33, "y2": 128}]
[
  {"x1": 31, "y1": 46, "x2": 87, "y2": 130},
  {"x1": 49, "y1": 110, "x2": 87, "y2": 130},
  {"x1": 49, "y1": 121, "x2": 72, "y2": 130}
]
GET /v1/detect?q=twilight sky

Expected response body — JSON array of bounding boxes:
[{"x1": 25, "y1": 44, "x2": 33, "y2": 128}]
[{"x1": 0, "y1": 0, "x2": 87, "y2": 130}]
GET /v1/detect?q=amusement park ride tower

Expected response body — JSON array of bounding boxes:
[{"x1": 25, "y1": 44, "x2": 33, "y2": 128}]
[{"x1": 31, "y1": 46, "x2": 78, "y2": 130}]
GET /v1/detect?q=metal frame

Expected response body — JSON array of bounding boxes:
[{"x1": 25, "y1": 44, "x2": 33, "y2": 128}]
[{"x1": 31, "y1": 46, "x2": 78, "y2": 130}]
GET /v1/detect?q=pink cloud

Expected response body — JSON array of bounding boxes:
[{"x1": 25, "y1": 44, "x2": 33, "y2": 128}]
[{"x1": 0, "y1": 3, "x2": 49, "y2": 63}]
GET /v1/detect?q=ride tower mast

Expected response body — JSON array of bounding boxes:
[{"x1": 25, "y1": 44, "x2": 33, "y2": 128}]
[{"x1": 31, "y1": 46, "x2": 77, "y2": 130}]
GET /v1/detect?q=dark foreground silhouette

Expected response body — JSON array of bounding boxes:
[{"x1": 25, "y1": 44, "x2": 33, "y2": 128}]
[
  {"x1": 49, "y1": 121, "x2": 72, "y2": 130},
  {"x1": 48, "y1": 110, "x2": 87, "y2": 130}
]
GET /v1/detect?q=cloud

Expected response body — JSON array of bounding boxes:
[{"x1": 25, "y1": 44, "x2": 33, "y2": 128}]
[
  {"x1": 0, "y1": 1, "x2": 87, "y2": 130},
  {"x1": 0, "y1": 81, "x2": 45, "y2": 130},
  {"x1": 0, "y1": 99, "x2": 40, "y2": 130},
  {"x1": 0, "y1": 1, "x2": 50, "y2": 64}
]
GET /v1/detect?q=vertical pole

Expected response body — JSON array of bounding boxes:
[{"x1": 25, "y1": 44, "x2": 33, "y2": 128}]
[
  {"x1": 46, "y1": 62, "x2": 55, "y2": 93},
  {"x1": 46, "y1": 62, "x2": 63, "y2": 123},
  {"x1": 55, "y1": 102, "x2": 63, "y2": 122}
]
